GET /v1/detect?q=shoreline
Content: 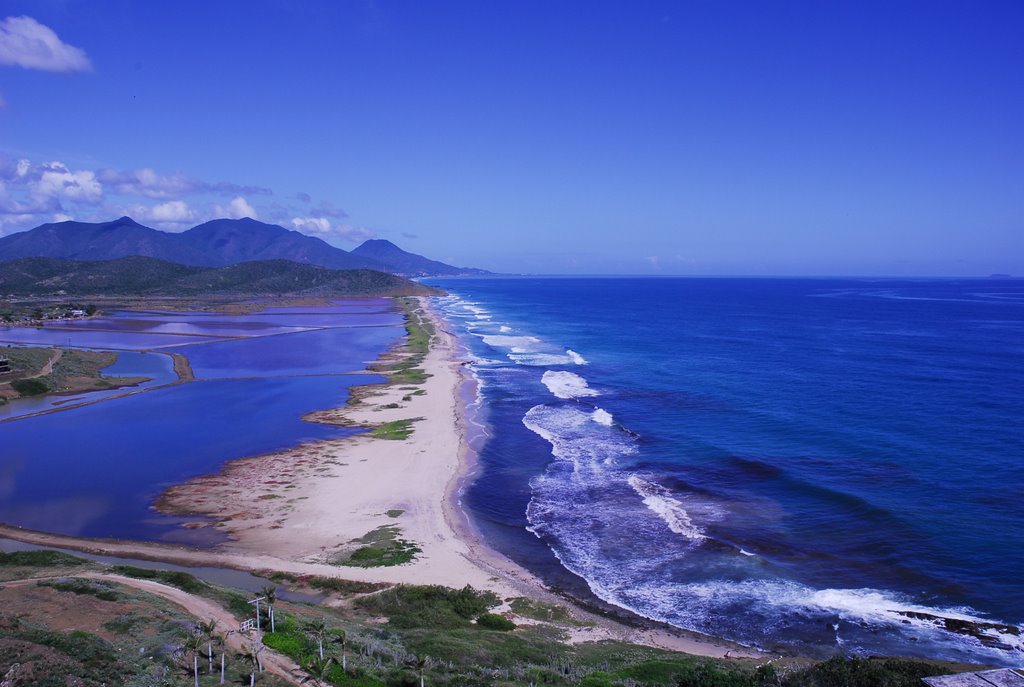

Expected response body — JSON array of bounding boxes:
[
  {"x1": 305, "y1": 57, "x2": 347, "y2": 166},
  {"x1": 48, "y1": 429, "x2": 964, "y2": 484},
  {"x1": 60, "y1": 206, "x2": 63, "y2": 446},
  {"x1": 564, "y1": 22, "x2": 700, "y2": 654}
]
[{"x1": 0, "y1": 296, "x2": 763, "y2": 659}]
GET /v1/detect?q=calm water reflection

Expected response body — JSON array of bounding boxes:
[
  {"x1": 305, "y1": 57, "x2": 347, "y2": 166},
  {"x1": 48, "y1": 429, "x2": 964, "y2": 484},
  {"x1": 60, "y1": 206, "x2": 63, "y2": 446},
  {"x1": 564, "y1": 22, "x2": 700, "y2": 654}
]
[{"x1": 0, "y1": 302, "x2": 402, "y2": 544}]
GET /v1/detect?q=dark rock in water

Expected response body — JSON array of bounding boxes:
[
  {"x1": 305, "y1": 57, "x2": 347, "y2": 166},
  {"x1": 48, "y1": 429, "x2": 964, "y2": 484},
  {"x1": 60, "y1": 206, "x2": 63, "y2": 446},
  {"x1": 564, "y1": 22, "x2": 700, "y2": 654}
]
[{"x1": 896, "y1": 610, "x2": 1021, "y2": 648}]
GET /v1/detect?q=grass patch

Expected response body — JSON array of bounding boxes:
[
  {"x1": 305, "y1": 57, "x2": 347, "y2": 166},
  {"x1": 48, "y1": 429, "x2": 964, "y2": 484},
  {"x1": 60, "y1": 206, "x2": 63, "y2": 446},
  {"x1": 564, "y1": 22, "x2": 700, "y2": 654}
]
[
  {"x1": 509, "y1": 597, "x2": 575, "y2": 623},
  {"x1": 223, "y1": 590, "x2": 256, "y2": 619},
  {"x1": 0, "y1": 550, "x2": 88, "y2": 568},
  {"x1": 102, "y1": 613, "x2": 143, "y2": 634},
  {"x1": 306, "y1": 576, "x2": 390, "y2": 595},
  {"x1": 0, "y1": 615, "x2": 125, "y2": 685},
  {"x1": 389, "y1": 366, "x2": 428, "y2": 385},
  {"x1": 109, "y1": 565, "x2": 206, "y2": 594},
  {"x1": 380, "y1": 402, "x2": 401, "y2": 409},
  {"x1": 355, "y1": 584, "x2": 500, "y2": 629},
  {"x1": 336, "y1": 525, "x2": 420, "y2": 568},
  {"x1": 38, "y1": 578, "x2": 119, "y2": 602},
  {"x1": 385, "y1": 509, "x2": 405, "y2": 518},
  {"x1": 368, "y1": 418, "x2": 421, "y2": 440}
]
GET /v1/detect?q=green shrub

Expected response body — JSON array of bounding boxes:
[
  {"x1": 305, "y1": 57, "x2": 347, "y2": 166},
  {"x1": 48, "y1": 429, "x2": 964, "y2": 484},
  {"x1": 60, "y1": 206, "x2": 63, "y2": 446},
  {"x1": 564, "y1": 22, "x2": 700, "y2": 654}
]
[
  {"x1": 11, "y1": 377, "x2": 48, "y2": 396},
  {"x1": 508, "y1": 597, "x2": 573, "y2": 622},
  {"x1": 0, "y1": 550, "x2": 87, "y2": 567},
  {"x1": 38, "y1": 578, "x2": 119, "y2": 601},
  {"x1": 0, "y1": 620, "x2": 123, "y2": 684},
  {"x1": 475, "y1": 613, "x2": 516, "y2": 632},
  {"x1": 781, "y1": 657, "x2": 946, "y2": 687},
  {"x1": 109, "y1": 565, "x2": 206, "y2": 593},
  {"x1": 355, "y1": 584, "x2": 500, "y2": 629}
]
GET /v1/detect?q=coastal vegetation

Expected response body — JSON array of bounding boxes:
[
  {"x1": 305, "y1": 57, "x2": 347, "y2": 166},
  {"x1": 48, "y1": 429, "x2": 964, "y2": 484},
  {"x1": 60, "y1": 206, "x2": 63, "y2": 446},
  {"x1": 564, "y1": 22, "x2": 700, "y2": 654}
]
[
  {"x1": 336, "y1": 525, "x2": 422, "y2": 568},
  {"x1": 0, "y1": 256, "x2": 441, "y2": 298},
  {"x1": 370, "y1": 297, "x2": 434, "y2": 386},
  {"x1": 369, "y1": 418, "x2": 421, "y2": 440},
  {"x1": 0, "y1": 550, "x2": 968, "y2": 687},
  {"x1": 0, "y1": 346, "x2": 148, "y2": 404}
]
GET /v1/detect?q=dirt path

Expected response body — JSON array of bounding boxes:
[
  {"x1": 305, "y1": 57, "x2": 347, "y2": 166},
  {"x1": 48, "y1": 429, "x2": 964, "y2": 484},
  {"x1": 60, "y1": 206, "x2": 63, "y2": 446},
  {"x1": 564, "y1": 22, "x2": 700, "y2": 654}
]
[
  {"x1": 1, "y1": 573, "x2": 303, "y2": 685},
  {"x1": 30, "y1": 349, "x2": 63, "y2": 378}
]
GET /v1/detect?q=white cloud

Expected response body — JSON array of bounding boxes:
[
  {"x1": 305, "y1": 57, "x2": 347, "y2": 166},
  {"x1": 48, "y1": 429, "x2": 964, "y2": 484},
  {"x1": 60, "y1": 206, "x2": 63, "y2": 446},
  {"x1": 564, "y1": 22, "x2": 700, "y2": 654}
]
[
  {"x1": 0, "y1": 16, "x2": 92, "y2": 72},
  {"x1": 291, "y1": 216, "x2": 331, "y2": 234},
  {"x1": 291, "y1": 217, "x2": 376, "y2": 243},
  {"x1": 97, "y1": 167, "x2": 272, "y2": 199},
  {"x1": 52, "y1": 212, "x2": 72, "y2": 222},
  {"x1": 34, "y1": 161, "x2": 102, "y2": 203},
  {"x1": 224, "y1": 196, "x2": 257, "y2": 219},
  {"x1": 145, "y1": 200, "x2": 194, "y2": 223}
]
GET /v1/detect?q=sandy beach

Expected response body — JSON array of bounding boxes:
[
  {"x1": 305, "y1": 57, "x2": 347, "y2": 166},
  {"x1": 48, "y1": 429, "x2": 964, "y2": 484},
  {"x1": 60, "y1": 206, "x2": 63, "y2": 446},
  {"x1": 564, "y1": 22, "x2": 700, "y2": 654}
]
[{"x1": 0, "y1": 297, "x2": 762, "y2": 659}]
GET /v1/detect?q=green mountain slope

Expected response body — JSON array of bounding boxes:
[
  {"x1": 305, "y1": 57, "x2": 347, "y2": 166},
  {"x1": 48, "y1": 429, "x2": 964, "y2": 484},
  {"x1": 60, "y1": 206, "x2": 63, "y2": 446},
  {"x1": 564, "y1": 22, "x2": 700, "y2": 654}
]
[{"x1": 0, "y1": 256, "x2": 441, "y2": 297}]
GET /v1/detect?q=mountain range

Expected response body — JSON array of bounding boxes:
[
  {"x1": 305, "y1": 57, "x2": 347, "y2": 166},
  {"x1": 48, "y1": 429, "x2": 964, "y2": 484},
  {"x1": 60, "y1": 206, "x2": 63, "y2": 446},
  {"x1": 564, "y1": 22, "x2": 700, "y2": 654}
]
[{"x1": 0, "y1": 217, "x2": 486, "y2": 277}]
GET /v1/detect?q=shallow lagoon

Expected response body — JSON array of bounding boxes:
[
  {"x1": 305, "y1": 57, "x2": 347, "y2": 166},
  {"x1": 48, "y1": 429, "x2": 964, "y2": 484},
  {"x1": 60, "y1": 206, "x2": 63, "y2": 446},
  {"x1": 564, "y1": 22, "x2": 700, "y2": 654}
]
[{"x1": 0, "y1": 302, "x2": 402, "y2": 543}]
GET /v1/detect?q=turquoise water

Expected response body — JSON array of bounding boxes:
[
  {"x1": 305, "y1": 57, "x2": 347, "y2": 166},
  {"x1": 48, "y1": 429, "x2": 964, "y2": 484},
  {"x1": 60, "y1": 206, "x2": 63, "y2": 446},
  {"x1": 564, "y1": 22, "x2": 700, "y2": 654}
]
[{"x1": 431, "y1": 277, "x2": 1024, "y2": 664}]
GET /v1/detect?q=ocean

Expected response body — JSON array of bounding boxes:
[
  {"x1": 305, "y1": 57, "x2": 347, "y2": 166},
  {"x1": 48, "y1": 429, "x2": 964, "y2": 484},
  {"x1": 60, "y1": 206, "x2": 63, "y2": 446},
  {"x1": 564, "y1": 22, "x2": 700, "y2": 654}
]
[{"x1": 429, "y1": 277, "x2": 1024, "y2": 665}]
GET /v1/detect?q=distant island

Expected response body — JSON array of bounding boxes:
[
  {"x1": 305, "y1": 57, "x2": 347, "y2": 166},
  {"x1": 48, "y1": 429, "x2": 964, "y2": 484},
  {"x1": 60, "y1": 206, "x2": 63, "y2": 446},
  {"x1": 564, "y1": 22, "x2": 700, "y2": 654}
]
[{"x1": 0, "y1": 216, "x2": 489, "y2": 278}]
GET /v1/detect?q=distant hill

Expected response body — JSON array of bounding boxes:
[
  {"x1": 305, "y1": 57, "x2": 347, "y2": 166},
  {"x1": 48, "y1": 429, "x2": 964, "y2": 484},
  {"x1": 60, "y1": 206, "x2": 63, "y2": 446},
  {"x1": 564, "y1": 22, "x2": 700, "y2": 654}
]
[
  {"x1": 0, "y1": 217, "x2": 486, "y2": 276},
  {"x1": 351, "y1": 239, "x2": 488, "y2": 277},
  {"x1": 0, "y1": 217, "x2": 209, "y2": 265},
  {"x1": 0, "y1": 256, "x2": 441, "y2": 297},
  {"x1": 180, "y1": 218, "x2": 381, "y2": 270}
]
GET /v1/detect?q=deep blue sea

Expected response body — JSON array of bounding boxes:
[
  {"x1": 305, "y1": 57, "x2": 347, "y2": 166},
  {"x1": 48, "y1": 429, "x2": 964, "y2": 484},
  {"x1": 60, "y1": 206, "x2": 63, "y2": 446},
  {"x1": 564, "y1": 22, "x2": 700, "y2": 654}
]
[{"x1": 430, "y1": 277, "x2": 1024, "y2": 665}]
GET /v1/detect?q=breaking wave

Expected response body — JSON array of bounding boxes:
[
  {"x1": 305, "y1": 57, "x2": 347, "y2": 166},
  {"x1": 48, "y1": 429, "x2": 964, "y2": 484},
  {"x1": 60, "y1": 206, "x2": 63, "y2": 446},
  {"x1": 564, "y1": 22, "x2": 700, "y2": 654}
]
[
  {"x1": 627, "y1": 475, "x2": 706, "y2": 542},
  {"x1": 541, "y1": 370, "x2": 599, "y2": 399}
]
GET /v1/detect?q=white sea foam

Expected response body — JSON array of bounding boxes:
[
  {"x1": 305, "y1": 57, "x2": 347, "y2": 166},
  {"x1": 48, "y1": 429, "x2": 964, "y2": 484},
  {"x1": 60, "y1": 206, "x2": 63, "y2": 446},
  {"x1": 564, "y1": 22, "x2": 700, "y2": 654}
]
[
  {"x1": 627, "y1": 475, "x2": 706, "y2": 542},
  {"x1": 499, "y1": 325, "x2": 512, "y2": 333},
  {"x1": 522, "y1": 404, "x2": 636, "y2": 473},
  {"x1": 541, "y1": 370, "x2": 599, "y2": 399},
  {"x1": 566, "y1": 349, "x2": 588, "y2": 365},
  {"x1": 591, "y1": 408, "x2": 614, "y2": 426},
  {"x1": 508, "y1": 352, "x2": 575, "y2": 366},
  {"x1": 480, "y1": 334, "x2": 541, "y2": 349}
]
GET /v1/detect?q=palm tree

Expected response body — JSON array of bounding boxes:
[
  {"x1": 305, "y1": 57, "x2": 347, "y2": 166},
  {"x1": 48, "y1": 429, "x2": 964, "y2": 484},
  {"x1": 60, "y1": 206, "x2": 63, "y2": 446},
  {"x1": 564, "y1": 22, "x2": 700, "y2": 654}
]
[
  {"x1": 212, "y1": 631, "x2": 228, "y2": 685},
  {"x1": 297, "y1": 656, "x2": 336, "y2": 687},
  {"x1": 331, "y1": 629, "x2": 348, "y2": 673},
  {"x1": 238, "y1": 641, "x2": 262, "y2": 687},
  {"x1": 260, "y1": 585, "x2": 278, "y2": 633},
  {"x1": 183, "y1": 632, "x2": 206, "y2": 687},
  {"x1": 304, "y1": 617, "x2": 329, "y2": 660},
  {"x1": 198, "y1": 619, "x2": 218, "y2": 674},
  {"x1": 406, "y1": 654, "x2": 429, "y2": 687}
]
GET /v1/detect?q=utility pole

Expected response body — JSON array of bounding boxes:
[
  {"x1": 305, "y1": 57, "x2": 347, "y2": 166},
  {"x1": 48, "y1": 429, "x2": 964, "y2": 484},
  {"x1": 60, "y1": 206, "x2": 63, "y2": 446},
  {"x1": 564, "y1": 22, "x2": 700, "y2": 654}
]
[{"x1": 248, "y1": 596, "x2": 265, "y2": 643}]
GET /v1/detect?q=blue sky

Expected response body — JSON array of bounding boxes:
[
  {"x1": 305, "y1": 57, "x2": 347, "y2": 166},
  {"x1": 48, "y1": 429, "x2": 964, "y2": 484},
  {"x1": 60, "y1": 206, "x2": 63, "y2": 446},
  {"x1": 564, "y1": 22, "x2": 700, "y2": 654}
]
[{"x1": 0, "y1": 1, "x2": 1020, "y2": 275}]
